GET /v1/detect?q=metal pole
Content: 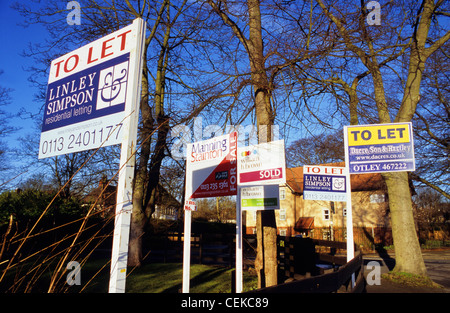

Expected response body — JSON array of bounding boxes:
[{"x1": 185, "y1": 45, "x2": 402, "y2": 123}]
[
  {"x1": 343, "y1": 126, "x2": 355, "y2": 287},
  {"x1": 236, "y1": 187, "x2": 243, "y2": 293},
  {"x1": 182, "y1": 209, "x2": 192, "y2": 293},
  {"x1": 108, "y1": 18, "x2": 146, "y2": 293}
]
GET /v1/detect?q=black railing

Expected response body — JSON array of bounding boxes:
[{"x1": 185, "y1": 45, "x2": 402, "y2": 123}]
[{"x1": 250, "y1": 236, "x2": 365, "y2": 293}]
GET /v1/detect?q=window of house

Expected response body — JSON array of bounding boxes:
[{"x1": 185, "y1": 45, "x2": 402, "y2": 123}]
[
  {"x1": 279, "y1": 188, "x2": 286, "y2": 200},
  {"x1": 323, "y1": 209, "x2": 330, "y2": 221},
  {"x1": 279, "y1": 229, "x2": 287, "y2": 236},
  {"x1": 322, "y1": 228, "x2": 331, "y2": 240},
  {"x1": 370, "y1": 194, "x2": 385, "y2": 203},
  {"x1": 279, "y1": 208, "x2": 286, "y2": 221}
]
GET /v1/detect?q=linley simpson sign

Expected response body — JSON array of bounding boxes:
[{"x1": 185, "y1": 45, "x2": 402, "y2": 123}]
[{"x1": 39, "y1": 23, "x2": 141, "y2": 158}]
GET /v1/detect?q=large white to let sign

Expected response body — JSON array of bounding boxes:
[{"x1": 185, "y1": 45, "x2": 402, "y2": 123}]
[
  {"x1": 237, "y1": 139, "x2": 286, "y2": 185},
  {"x1": 39, "y1": 20, "x2": 144, "y2": 158}
]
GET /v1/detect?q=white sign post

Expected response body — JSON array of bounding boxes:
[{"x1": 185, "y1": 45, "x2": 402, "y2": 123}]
[
  {"x1": 38, "y1": 18, "x2": 146, "y2": 293},
  {"x1": 108, "y1": 19, "x2": 146, "y2": 293},
  {"x1": 343, "y1": 122, "x2": 415, "y2": 286},
  {"x1": 235, "y1": 139, "x2": 286, "y2": 293},
  {"x1": 302, "y1": 164, "x2": 351, "y2": 282},
  {"x1": 183, "y1": 132, "x2": 238, "y2": 293}
]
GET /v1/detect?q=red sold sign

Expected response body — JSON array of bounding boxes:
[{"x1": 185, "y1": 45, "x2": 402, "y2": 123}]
[
  {"x1": 237, "y1": 140, "x2": 286, "y2": 186},
  {"x1": 239, "y1": 167, "x2": 283, "y2": 184}
]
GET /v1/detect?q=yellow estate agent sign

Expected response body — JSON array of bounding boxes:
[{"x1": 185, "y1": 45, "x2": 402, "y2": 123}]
[{"x1": 344, "y1": 122, "x2": 415, "y2": 174}]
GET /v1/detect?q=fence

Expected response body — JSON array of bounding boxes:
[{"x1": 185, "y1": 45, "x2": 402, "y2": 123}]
[
  {"x1": 252, "y1": 236, "x2": 365, "y2": 293},
  {"x1": 309, "y1": 226, "x2": 393, "y2": 251},
  {"x1": 148, "y1": 233, "x2": 365, "y2": 292},
  {"x1": 310, "y1": 226, "x2": 450, "y2": 250},
  {"x1": 146, "y1": 232, "x2": 235, "y2": 265}
]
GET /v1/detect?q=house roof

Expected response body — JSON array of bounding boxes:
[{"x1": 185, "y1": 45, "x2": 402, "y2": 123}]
[
  {"x1": 294, "y1": 217, "x2": 315, "y2": 231},
  {"x1": 285, "y1": 162, "x2": 385, "y2": 194}
]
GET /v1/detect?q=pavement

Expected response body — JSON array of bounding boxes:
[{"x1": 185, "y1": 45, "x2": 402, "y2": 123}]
[{"x1": 362, "y1": 248, "x2": 450, "y2": 293}]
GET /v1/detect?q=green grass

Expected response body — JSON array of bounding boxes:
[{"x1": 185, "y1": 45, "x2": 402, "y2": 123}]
[
  {"x1": 125, "y1": 263, "x2": 257, "y2": 293},
  {"x1": 2, "y1": 256, "x2": 258, "y2": 293},
  {"x1": 381, "y1": 271, "x2": 443, "y2": 289},
  {"x1": 71, "y1": 261, "x2": 258, "y2": 293}
]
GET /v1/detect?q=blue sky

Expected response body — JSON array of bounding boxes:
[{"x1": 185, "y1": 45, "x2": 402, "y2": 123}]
[{"x1": 0, "y1": 1, "x2": 49, "y2": 149}]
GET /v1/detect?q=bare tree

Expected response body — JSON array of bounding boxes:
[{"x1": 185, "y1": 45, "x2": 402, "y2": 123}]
[
  {"x1": 204, "y1": 0, "x2": 336, "y2": 288},
  {"x1": 0, "y1": 70, "x2": 17, "y2": 178},
  {"x1": 286, "y1": 130, "x2": 344, "y2": 167},
  {"x1": 206, "y1": 0, "x2": 281, "y2": 287},
  {"x1": 410, "y1": 41, "x2": 449, "y2": 199},
  {"x1": 314, "y1": 0, "x2": 450, "y2": 276}
]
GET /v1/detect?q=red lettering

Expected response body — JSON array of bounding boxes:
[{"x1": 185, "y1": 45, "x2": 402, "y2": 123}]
[
  {"x1": 54, "y1": 59, "x2": 65, "y2": 78},
  {"x1": 87, "y1": 46, "x2": 98, "y2": 64},
  {"x1": 101, "y1": 37, "x2": 115, "y2": 58},
  {"x1": 64, "y1": 55, "x2": 79, "y2": 73},
  {"x1": 117, "y1": 30, "x2": 132, "y2": 51}
]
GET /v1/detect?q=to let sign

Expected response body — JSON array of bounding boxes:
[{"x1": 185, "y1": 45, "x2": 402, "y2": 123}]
[
  {"x1": 303, "y1": 165, "x2": 347, "y2": 202},
  {"x1": 39, "y1": 21, "x2": 143, "y2": 159},
  {"x1": 344, "y1": 122, "x2": 415, "y2": 174}
]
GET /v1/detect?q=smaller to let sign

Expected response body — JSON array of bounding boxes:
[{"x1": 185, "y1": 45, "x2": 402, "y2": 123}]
[
  {"x1": 303, "y1": 165, "x2": 347, "y2": 202},
  {"x1": 344, "y1": 122, "x2": 415, "y2": 174}
]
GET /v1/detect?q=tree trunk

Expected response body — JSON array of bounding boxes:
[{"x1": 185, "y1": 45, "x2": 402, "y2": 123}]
[
  {"x1": 387, "y1": 0, "x2": 449, "y2": 277},
  {"x1": 205, "y1": 0, "x2": 279, "y2": 286},
  {"x1": 128, "y1": 56, "x2": 152, "y2": 267},
  {"x1": 256, "y1": 210, "x2": 278, "y2": 288},
  {"x1": 382, "y1": 171, "x2": 427, "y2": 275},
  {"x1": 246, "y1": 0, "x2": 277, "y2": 288},
  {"x1": 128, "y1": 211, "x2": 146, "y2": 267},
  {"x1": 128, "y1": 7, "x2": 171, "y2": 266}
]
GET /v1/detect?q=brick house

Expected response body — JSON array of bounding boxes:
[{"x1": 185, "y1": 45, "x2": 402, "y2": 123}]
[{"x1": 244, "y1": 162, "x2": 390, "y2": 240}]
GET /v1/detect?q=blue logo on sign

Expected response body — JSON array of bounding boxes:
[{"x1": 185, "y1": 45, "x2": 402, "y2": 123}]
[{"x1": 42, "y1": 53, "x2": 130, "y2": 132}]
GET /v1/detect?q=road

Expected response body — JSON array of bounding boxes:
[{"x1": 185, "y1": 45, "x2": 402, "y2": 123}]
[{"x1": 362, "y1": 249, "x2": 450, "y2": 292}]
